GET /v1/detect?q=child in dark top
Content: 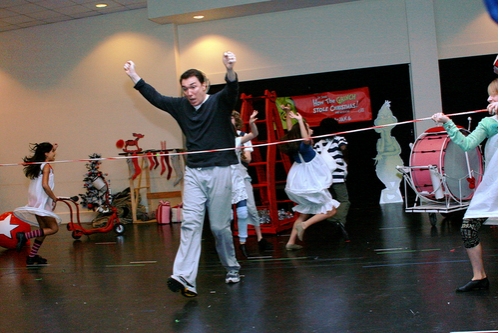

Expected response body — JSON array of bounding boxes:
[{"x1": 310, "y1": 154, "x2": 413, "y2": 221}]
[{"x1": 313, "y1": 118, "x2": 351, "y2": 241}]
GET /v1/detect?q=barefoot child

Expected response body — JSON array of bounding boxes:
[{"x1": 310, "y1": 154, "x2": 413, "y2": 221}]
[{"x1": 279, "y1": 110, "x2": 340, "y2": 250}]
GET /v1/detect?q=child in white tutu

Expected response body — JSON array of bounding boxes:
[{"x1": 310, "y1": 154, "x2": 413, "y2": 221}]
[
  {"x1": 279, "y1": 109, "x2": 340, "y2": 250},
  {"x1": 14, "y1": 142, "x2": 61, "y2": 266},
  {"x1": 231, "y1": 110, "x2": 273, "y2": 258}
]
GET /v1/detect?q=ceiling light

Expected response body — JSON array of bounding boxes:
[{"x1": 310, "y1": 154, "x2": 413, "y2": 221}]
[
  {"x1": 96, "y1": 3, "x2": 108, "y2": 8},
  {"x1": 193, "y1": 15, "x2": 205, "y2": 20}
]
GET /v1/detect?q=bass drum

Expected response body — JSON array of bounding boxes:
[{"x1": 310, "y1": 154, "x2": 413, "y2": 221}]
[{"x1": 410, "y1": 126, "x2": 483, "y2": 201}]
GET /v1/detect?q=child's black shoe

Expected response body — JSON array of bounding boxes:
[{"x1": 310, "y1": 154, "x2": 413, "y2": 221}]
[{"x1": 26, "y1": 255, "x2": 48, "y2": 266}]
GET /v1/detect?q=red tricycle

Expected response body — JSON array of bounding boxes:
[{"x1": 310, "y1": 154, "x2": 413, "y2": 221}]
[{"x1": 58, "y1": 195, "x2": 125, "y2": 240}]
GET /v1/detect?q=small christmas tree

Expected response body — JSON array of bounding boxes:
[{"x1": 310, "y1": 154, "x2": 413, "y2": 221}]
[{"x1": 79, "y1": 153, "x2": 111, "y2": 211}]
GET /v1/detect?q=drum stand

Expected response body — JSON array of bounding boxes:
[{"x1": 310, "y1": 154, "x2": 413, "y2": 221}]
[{"x1": 396, "y1": 165, "x2": 477, "y2": 226}]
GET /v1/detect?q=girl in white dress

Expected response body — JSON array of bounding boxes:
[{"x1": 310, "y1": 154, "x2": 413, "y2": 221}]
[
  {"x1": 280, "y1": 110, "x2": 340, "y2": 250},
  {"x1": 231, "y1": 110, "x2": 272, "y2": 257},
  {"x1": 14, "y1": 142, "x2": 61, "y2": 266},
  {"x1": 432, "y1": 78, "x2": 498, "y2": 292}
]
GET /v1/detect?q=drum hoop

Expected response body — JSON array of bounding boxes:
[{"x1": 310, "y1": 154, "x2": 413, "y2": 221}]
[{"x1": 409, "y1": 127, "x2": 483, "y2": 201}]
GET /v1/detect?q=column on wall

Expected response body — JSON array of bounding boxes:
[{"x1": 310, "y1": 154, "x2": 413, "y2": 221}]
[{"x1": 405, "y1": 0, "x2": 443, "y2": 137}]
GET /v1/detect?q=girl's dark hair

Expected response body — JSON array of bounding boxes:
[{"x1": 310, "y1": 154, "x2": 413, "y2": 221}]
[
  {"x1": 231, "y1": 111, "x2": 242, "y2": 138},
  {"x1": 279, "y1": 121, "x2": 304, "y2": 157},
  {"x1": 318, "y1": 117, "x2": 339, "y2": 136},
  {"x1": 23, "y1": 142, "x2": 53, "y2": 179},
  {"x1": 231, "y1": 111, "x2": 243, "y2": 130}
]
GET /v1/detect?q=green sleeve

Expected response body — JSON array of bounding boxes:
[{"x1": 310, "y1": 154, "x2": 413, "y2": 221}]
[{"x1": 442, "y1": 119, "x2": 488, "y2": 152}]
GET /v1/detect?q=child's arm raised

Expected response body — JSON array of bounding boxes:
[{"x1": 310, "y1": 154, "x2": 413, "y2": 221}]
[
  {"x1": 288, "y1": 112, "x2": 311, "y2": 145},
  {"x1": 281, "y1": 104, "x2": 294, "y2": 131},
  {"x1": 240, "y1": 110, "x2": 259, "y2": 145}
]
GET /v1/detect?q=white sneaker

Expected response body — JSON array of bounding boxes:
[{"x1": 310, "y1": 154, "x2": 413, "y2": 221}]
[{"x1": 225, "y1": 271, "x2": 240, "y2": 284}]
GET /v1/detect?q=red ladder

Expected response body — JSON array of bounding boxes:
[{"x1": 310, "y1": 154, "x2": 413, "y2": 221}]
[{"x1": 239, "y1": 90, "x2": 296, "y2": 234}]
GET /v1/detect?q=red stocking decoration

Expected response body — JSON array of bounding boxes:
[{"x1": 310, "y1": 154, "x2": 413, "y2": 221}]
[
  {"x1": 164, "y1": 153, "x2": 173, "y2": 180},
  {"x1": 147, "y1": 152, "x2": 155, "y2": 171},
  {"x1": 153, "y1": 155, "x2": 159, "y2": 169},
  {"x1": 160, "y1": 152, "x2": 167, "y2": 176},
  {"x1": 131, "y1": 153, "x2": 141, "y2": 180}
]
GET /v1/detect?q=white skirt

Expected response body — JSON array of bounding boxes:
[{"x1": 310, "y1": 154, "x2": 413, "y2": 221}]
[
  {"x1": 14, "y1": 166, "x2": 62, "y2": 226},
  {"x1": 14, "y1": 206, "x2": 62, "y2": 226},
  {"x1": 464, "y1": 133, "x2": 498, "y2": 219},
  {"x1": 285, "y1": 154, "x2": 339, "y2": 214},
  {"x1": 231, "y1": 163, "x2": 249, "y2": 204}
]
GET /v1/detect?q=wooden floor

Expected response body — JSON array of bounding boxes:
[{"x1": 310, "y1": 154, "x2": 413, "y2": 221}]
[{"x1": 0, "y1": 203, "x2": 497, "y2": 333}]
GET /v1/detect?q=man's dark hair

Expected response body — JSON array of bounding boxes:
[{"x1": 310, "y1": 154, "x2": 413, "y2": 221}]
[{"x1": 180, "y1": 69, "x2": 206, "y2": 84}]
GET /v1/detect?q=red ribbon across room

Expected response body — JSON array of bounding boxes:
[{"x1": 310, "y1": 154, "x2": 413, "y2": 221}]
[{"x1": 275, "y1": 87, "x2": 372, "y2": 128}]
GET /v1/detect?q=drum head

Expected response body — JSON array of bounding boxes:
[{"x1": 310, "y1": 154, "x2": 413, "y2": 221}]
[{"x1": 444, "y1": 140, "x2": 482, "y2": 200}]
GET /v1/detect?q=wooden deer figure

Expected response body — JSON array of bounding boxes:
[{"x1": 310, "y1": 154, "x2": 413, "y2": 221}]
[{"x1": 123, "y1": 133, "x2": 144, "y2": 153}]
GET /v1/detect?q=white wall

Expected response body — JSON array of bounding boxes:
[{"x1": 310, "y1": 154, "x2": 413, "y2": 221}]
[
  {"x1": 0, "y1": 10, "x2": 182, "y2": 220},
  {"x1": 435, "y1": 0, "x2": 498, "y2": 58},
  {"x1": 177, "y1": 0, "x2": 411, "y2": 82},
  {"x1": 0, "y1": 0, "x2": 496, "y2": 218}
]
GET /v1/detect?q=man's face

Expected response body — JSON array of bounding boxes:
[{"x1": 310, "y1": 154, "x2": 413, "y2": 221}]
[{"x1": 181, "y1": 76, "x2": 207, "y2": 107}]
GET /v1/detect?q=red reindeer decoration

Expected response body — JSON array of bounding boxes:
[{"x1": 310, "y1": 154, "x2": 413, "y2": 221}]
[
  {"x1": 116, "y1": 133, "x2": 145, "y2": 180},
  {"x1": 118, "y1": 133, "x2": 144, "y2": 153}
]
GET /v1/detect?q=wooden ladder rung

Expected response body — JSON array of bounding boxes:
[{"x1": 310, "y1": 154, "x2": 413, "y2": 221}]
[
  {"x1": 276, "y1": 199, "x2": 293, "y2": 204},
  {"x1": 249, "y1": 162, "x2": 267, "y2": 166}
]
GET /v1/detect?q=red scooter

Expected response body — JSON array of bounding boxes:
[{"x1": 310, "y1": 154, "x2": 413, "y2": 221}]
[{"x1": 59, "y1": 192, "x2": 125, "y2": 240}]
